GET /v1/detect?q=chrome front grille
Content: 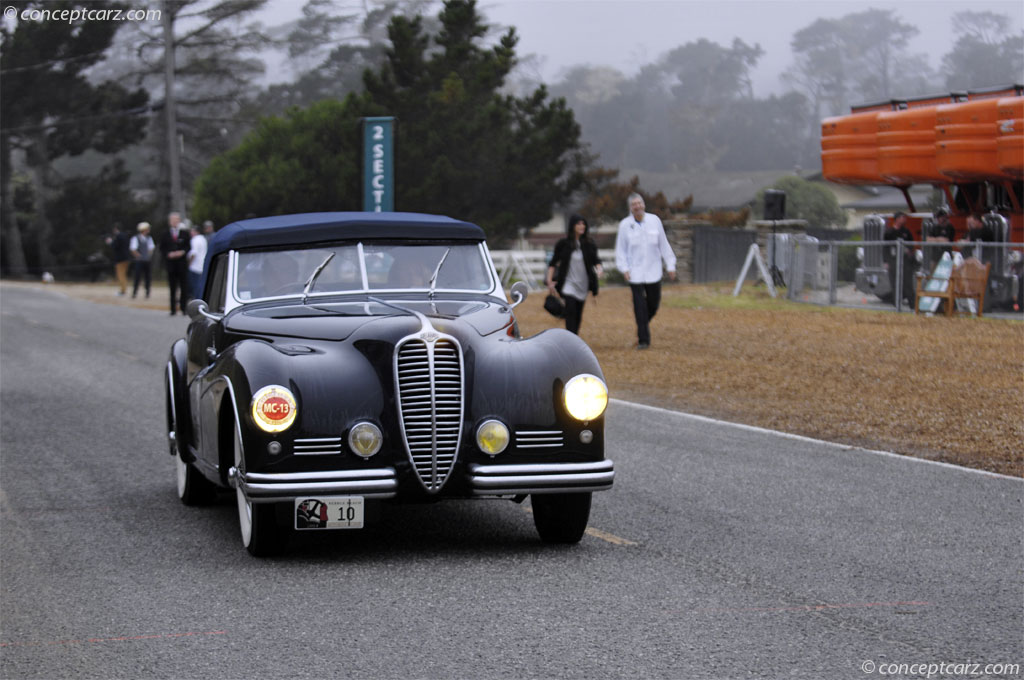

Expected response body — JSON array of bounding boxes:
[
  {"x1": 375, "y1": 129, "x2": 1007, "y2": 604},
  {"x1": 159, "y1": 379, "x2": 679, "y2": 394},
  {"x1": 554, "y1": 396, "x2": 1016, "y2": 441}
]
[
  {"x1": 515, "y1": 430, "x2": 564, "y2": 450},
  {"x1": 395, "y1": 337, "x2": 464, "y2": 492}
]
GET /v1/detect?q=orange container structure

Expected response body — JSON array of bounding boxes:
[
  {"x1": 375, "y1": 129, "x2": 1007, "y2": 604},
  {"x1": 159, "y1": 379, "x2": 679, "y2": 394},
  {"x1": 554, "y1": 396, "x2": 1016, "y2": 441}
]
[
  {"x1": 877, "y1": 99, "x2": 948, "y2": 184},
  {"x1": 935, "y1": 98, "x2": 1009, "y2": 180},
  {"x1": 821, "y1": 110, "x2": 885, "y2": 185},
  {"x1": 996, "y1": 97, "x2": 1023, "y2": 178}
]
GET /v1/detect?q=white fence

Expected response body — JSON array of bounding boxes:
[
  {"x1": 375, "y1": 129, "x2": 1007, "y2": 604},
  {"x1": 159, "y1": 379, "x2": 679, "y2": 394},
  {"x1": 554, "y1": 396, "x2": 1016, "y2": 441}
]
[{"x1": 490, "y1": 249, "x2": 617, "y2": 289}]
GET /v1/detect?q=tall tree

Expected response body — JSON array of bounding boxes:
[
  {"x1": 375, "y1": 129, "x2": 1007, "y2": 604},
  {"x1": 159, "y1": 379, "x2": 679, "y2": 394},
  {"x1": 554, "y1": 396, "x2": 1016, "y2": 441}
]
[
  {"x1": 0, "y1": 0, "x2": 149, "y2": 274},
  {"x1": 129, "y1": 0, "x2": 267, "y2": 215},
  {"x1": 785, "y1": 9, "x2": 931, "y2": 118},
  {"x1": 193, "y1": 0, "x2": 590, "y2": 244},
  {"x1": 252, "y1": 0, "x2": 438, "y2": 117},
  {"x1": 941, "y1": 11, "x2": 1024, "y2": 90}
]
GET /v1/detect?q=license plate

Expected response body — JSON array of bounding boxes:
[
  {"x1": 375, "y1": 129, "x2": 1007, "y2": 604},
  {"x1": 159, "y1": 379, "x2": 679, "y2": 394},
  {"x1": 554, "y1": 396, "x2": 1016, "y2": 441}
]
[{"x1": 294, "y1": 496, "x2": 364, "y2": 530}]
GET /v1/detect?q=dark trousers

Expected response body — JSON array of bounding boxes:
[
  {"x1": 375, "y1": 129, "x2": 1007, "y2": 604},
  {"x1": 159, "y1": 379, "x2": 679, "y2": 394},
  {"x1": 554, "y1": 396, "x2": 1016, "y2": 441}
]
[
  {"x1": 132, "y1": 260, "x2": 151, "y2": 297},
  {"x1": 167, "y1": 263, "x2": 189, "y2": 313},
  {"x1": 564, "y1": 296, "x2": 586, "y2": 335},
  {"x1": 630, "y1": 282, "x2": 662, "y2": 345}
]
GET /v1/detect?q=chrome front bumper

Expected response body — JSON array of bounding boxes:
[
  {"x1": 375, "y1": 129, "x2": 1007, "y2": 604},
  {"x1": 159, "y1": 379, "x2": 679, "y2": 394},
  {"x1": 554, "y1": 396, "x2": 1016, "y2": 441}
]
[
  {"x1": 467, "y1": 460, "x2": 614, "y2": 496},
  {"x1": 230, "y1": 467, "x2": 398, "y2": 503}
]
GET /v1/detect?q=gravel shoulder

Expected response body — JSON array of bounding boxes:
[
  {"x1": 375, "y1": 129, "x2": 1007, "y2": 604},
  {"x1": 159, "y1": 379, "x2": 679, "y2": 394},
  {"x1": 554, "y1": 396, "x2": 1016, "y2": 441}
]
[
  {"x1": 10, "y1": 280, "x2": 1021, "y2": 477},
  {"x1": 515, "y1": 284, "x2": 1023, "y2": 478}
]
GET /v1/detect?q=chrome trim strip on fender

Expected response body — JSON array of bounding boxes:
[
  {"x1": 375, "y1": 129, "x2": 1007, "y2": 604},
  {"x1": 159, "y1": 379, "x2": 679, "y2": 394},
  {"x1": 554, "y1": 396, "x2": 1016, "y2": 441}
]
[
  {"x1": 166, "y1": 362, "x2": 178, "y2": 456},
  {"x1": 467, "y1": 460, "x2": 614, "y2": 495}
]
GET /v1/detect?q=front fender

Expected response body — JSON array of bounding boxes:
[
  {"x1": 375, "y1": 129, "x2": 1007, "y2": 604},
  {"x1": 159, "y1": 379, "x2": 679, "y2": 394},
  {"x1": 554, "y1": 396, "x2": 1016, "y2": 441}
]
[
  {"x1": 211, "y1": 338, "x2": 385, "y2": 473},
  {"x1": 165, "y1": 338, "x2": 194, "y2": 462},
  {"x1": 468, "y1": 328, "x2": 604, "y2": 426}
]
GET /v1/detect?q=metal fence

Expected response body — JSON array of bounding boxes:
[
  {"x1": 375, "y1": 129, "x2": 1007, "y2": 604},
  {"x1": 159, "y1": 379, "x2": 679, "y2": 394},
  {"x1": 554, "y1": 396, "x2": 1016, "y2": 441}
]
[
  {"x1": 781, "y1": 239, "x2": 1024, "y2": 316},
  {"x1": 692, "y1": 226, "x2": 758, "y2": 283}
]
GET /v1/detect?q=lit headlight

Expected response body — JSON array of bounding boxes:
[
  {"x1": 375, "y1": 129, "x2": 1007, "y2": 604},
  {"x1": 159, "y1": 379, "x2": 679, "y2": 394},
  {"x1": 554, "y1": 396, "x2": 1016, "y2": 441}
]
[
  {"x1": 348, "y1": 422, "x2": 383, "y2": 458},
  {"x1": 563, "y1": 374, "x2": 608, "y2": 422},
  {"x1": 251, "y1": 385, "x2": 297, "y2": 433},
  {"x1": 476, "y1": 419, "x2": 509, "y2": 455}
]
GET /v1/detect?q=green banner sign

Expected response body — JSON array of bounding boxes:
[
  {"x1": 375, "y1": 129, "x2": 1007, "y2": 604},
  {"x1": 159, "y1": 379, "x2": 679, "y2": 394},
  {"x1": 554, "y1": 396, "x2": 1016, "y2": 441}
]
[{"x1": 363, "y1": 117, "x2": 394, "y2": 212}]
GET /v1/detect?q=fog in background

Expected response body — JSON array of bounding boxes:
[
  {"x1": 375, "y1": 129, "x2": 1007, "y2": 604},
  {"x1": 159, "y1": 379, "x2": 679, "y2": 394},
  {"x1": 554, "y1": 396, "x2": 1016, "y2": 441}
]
[{"x1": 261, "y1": 0, "x2": 1024, "y2": 96}]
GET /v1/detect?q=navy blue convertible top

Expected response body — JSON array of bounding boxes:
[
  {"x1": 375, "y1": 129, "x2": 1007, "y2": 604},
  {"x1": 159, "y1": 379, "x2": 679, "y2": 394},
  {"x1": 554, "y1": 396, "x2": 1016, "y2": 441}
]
[{"x1": 201, "y1": 212, "x2": 486, "y2": 293}]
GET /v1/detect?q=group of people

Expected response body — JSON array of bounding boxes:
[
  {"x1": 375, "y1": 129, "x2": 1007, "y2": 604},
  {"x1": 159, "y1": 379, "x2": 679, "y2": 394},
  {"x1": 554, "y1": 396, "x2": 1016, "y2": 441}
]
[
  {"x1": 107, "y1": 212, "x2": 214, "y2": 315},
  {"x1": 545, "y1": 193, "x2": 676, "y2": 349},
  {"x1": 884, "y1": 208, "x2": 997, "y2": 308}
]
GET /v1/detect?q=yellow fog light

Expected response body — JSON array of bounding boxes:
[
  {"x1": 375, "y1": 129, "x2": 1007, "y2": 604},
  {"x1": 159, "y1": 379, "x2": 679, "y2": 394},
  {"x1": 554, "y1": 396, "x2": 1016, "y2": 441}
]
[
  {"x1": 563, "y1": 374, "x2": 608, "y2": 422},
  {"x1": 348, "y1": 422, "x2": 383, "y2": 458},
  {"x1": 476, "y1": 420, "x2": 509, "y2": 455},
  {"x1": 251, "y1": 385, "x2": 298, "y2": 433}
]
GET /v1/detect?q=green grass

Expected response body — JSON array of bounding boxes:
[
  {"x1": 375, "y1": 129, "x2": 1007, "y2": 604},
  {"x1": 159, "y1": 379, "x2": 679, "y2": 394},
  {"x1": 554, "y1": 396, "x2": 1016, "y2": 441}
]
[{"x1": 661, "y1": 283, "x2": 812, "y2": 312}]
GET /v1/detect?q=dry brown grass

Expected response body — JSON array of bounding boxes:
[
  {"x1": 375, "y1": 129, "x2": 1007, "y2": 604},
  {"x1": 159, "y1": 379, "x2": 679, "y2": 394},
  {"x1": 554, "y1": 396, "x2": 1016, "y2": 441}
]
[
  {"x1": 516, "y1": 285, "x2": 1024, "y2": 477},
  {"x1": 17, "y1": 280, "x2": 1022, "y2": 477}
]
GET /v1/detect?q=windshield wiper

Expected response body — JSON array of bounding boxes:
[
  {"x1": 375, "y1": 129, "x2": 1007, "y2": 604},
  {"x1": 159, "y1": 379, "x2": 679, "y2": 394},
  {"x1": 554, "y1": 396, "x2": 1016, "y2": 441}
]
[
  {"x1": 302, "y1": 252, "x2": 336, "y2": 303},
  {"x1": 428, "y1": 248, "x2": 450, "y2": 300}
]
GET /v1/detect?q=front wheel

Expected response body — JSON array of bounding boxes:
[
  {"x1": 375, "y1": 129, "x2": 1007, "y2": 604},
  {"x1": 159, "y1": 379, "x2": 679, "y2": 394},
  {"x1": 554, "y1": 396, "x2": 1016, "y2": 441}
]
[
  {"x1": 235, "y1": 427, "x2": 288, "y2": 557},
  {"x1": 532, "y1": 492, "x2": 591, "y2": 544}
]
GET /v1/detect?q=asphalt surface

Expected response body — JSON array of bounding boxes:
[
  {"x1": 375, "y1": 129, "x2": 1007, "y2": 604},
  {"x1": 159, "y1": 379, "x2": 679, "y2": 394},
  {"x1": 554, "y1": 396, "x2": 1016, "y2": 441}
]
[{"x1": 1, "y1": 283, "x2": 1021, "y2": 679}]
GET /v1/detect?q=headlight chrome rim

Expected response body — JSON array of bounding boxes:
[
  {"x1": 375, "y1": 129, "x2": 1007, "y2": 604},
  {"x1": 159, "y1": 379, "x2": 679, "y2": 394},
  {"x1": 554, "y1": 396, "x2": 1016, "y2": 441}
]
[
  {"x1": 348, "y1": 421, "x2": 383, "y2": 458},
  {"x1": 476, "y1": 419, "x2": 510, "y2": 455},
  {"x1": 251, "y1": 385, "x2": 298, "y2": 433},
  {"x1": 563, "y1": 374, "x2": 608, "y2": 422}
]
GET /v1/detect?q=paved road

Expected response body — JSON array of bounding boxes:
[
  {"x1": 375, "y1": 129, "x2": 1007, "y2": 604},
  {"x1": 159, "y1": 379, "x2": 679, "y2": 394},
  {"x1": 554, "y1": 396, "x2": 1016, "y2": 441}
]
[{"x1": 1, "y1": 283, "x2": 1021, "y2": 679}]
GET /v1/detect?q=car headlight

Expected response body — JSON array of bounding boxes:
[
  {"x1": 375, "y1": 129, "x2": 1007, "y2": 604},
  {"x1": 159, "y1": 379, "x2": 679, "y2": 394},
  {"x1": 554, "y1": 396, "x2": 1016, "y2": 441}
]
[
  {"x1": 476, "y1": 419, "x2": 509, "y2": 455},
  {"x1": 251, "y1": 385, "x2": 297, "y2": 433},
  {"x1": 563, "y1": 374, "x2": 608, "y2": 422},
  {"x1": 348, "y1": 422, "x2": 383, "y2": 458}
]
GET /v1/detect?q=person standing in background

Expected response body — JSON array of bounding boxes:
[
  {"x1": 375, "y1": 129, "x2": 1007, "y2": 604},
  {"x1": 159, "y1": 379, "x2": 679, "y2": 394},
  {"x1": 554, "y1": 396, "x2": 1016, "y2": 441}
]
[
  {"x1": 106, "y1": 224, "x2": 132, "y2": 296},
  {"x1": 545, "y1": 214, "x2": 603, "y2": 335},
  {"x1": 160, "y1": 212, "x2": 191, "y2": 315},
  {"x1": 883, "y1": 211, "x2": 916, "y2": 308},
  {"x1": 614, "y1": 193, "x2": 676, "y2": 349},
  {"x1": 188, "y1": 222, "x2": 208, "y2": 301},
  {"x1": 130, "y1": 222, "x2": 155, "y2": 299}
]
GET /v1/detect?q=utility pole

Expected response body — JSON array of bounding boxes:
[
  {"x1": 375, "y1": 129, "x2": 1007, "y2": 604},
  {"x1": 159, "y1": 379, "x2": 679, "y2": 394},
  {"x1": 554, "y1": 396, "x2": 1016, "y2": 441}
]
[{"x1": 162, "y1": 0, "x2": 182, "y2": 213}]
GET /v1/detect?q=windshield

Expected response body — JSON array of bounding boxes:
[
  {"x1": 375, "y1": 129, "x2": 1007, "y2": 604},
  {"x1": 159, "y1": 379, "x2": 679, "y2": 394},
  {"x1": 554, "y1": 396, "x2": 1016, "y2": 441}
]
[{"x1": 235, "y1": 243, "x2": 493, "y2": 301}]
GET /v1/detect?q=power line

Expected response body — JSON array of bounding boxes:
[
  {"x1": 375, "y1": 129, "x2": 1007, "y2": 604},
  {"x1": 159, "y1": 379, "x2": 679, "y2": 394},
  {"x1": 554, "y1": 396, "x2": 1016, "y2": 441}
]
[{"x1": 0, "y1": 104, "x2": 158, "y2": 135}]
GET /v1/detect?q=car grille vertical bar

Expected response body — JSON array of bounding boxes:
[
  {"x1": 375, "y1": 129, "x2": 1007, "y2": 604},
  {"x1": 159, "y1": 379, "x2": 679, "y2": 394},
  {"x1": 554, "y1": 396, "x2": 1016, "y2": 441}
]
[{"x1": 395, "y1": 336, "x2": 464, "y2": 493}]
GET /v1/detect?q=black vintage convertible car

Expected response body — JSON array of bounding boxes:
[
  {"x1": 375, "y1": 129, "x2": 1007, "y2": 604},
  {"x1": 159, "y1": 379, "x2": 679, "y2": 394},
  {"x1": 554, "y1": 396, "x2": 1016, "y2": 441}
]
[{"x1": 165, "y1": 212, "x2": 614, "y2": 555}]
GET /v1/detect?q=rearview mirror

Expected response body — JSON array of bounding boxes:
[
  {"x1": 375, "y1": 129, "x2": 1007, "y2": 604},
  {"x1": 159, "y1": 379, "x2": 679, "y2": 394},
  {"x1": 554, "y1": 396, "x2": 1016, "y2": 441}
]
[
  {"x1": 509, "y1": 281, "x2": 529, "y2": 309},
  {"x1": 186, "y1": 298, "x2": 221, "y2": 321}
]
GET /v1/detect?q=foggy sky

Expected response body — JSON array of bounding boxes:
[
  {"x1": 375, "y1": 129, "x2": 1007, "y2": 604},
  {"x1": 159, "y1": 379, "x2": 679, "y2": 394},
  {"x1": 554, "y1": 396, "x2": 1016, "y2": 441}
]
[{"x1": 260, "y1": 0, "x2": 1024, "y2": 96}]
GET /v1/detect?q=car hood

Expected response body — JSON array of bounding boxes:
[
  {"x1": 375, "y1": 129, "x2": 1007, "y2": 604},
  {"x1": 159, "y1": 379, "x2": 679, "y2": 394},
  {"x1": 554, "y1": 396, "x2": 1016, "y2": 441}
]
[{"x1": 224, "y1": 297, "x2": 513, "y2": 342}]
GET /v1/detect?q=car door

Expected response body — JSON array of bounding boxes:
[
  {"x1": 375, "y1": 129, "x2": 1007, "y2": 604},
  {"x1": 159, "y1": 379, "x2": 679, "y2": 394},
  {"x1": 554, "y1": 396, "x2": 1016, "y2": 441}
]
[{"x1": 188, "y1": 253, "x2": 230, "y2": 464}]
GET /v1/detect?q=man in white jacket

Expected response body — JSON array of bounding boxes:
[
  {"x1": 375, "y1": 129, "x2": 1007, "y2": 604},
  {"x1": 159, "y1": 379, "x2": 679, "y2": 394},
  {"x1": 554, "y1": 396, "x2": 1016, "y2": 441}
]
[{"x1": 614, "y1": 193, "x2": 677, "y2": 349}]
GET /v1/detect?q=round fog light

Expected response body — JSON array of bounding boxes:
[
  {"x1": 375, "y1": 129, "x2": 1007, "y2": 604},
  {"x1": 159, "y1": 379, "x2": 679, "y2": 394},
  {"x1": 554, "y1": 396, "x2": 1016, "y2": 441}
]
[
  {"x1": 476, "y1": 420, "x2": 509, "y2": 455},
  {"x1": 348, "y1": 422, "x2": 383, "y2": 458},
  {"x1": 579, "y1": 430, "x2": 593, "y2": 444},
  {"x1": 267, "y1": 441, "x2": 283, "y2": 455}
]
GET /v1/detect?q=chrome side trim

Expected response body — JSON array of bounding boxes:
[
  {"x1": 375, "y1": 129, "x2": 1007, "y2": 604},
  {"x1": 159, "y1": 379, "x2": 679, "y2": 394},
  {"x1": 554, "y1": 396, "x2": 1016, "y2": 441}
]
[
  {"x1": 515, "y1": 430, "x2": 564, "y2": 450},
  {"x1": 468, "y1": 460, "x2": 614, "y2": 496},
  {"x1": 294, "y1": 437, "x2": 344, "y2": 455},
  {"x1": 166, "y1": 362, "x2": 178, "y2": 456}
]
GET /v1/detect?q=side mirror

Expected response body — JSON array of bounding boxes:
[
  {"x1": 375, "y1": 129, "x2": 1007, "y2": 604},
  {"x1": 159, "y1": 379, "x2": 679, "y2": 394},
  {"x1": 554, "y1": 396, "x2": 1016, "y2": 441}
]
[
  {"x1": 186, "y1": 298, "x2": 220, "y2": 321},
  {"x1": 509, "y1": 281, "x2": 529, "y2": 309}
]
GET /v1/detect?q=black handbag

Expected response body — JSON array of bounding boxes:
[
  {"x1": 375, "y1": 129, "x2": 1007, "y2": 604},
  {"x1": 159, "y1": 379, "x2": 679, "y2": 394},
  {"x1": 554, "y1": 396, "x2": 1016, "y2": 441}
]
[{"x1": 543, "y1": 293, "x2": 565, "y2": 318}]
